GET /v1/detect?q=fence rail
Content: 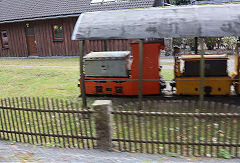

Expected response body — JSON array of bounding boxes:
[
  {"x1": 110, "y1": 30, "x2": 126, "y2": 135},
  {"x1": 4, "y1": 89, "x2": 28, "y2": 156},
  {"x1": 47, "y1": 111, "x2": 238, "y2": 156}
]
[
  {"x1": 0, "y1": 98, "x2": 240, "y2": 158},
  {"x1": 0, "y1": 97, "x2": 96, "y2": 148},
  {"x1": 112, "y1": 100, "x2": 240, "y2": 158}
]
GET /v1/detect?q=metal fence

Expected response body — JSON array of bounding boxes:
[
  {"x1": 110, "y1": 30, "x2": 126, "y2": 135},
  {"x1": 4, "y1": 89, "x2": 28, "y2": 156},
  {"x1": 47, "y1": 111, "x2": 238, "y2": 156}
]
[
  {"x1": 0, "y1": 97, "x2": 96, "y2": 148},
  {"x1": 112, "y1": 100, "x2": 240, "y2": 158},
  {"x1": 0, "y1": 98, "x2": 240, "y2": 158}
]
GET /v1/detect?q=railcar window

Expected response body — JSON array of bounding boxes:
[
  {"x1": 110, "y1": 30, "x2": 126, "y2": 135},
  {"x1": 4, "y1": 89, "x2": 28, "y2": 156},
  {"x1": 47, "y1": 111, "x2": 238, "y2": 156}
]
[{"x1": 182, "y1": 60, "x2": 228, "y2": 77}]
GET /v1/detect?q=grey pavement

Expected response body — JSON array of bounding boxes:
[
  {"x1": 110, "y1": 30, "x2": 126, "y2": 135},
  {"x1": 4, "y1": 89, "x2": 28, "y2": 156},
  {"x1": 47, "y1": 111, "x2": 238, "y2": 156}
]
[{"x1": 0, "y1": 141, "x2": 239, "y2": 162}]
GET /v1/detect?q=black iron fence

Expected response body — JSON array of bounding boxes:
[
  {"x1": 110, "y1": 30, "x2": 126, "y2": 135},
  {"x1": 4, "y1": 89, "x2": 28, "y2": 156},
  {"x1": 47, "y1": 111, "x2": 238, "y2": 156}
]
[{"x1": 0, "y1": 98, "x2": 240, "y2": 158}]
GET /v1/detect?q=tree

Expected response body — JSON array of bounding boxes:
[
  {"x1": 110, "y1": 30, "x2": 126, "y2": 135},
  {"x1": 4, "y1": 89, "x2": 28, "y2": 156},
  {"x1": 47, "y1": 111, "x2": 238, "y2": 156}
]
[
  {"x1": 204, "y1": 37, "x2": 218, "y2": 50},
  {"x1": 222, "y1": 36, "x2": 238, "y2": 50}
]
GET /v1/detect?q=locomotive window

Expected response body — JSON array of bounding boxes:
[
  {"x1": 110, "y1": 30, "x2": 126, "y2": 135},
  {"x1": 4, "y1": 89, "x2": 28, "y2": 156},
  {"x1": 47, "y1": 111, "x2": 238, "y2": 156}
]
[{"x1": 182, "y1": 60, "x2": 228, "y2": 77}]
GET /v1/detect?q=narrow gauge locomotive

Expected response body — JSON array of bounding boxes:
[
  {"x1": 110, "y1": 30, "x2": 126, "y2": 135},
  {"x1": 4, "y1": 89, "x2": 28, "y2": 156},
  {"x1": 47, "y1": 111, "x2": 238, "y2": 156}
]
[
  {"x1": 80, "y1": 41, "x2": 165, "y2": 95},
  {"x1": 172, "y1": 54, "x2": 233, "y2": 95},
  {"x1": 80, "y1": 45, "x2": 240, "y2": 96}
]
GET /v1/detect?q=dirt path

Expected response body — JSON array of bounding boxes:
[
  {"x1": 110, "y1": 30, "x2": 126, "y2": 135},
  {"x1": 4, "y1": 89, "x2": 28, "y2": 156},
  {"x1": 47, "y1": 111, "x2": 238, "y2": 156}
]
[{"x1": 0, "y1": 141, "x2": 239, "y2": 162}]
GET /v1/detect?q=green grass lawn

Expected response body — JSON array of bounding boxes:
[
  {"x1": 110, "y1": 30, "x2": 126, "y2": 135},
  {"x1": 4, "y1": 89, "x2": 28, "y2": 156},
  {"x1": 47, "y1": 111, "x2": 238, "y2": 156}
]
[
  {"x1": 161, "y1": 69, "x2": 174, "y2": 81},
  {"x1": 0, "y1": 58, "x2": 80, "y2": 102},
  {"x1": 0, "y1": 58, "x2": 174, "y2": 104}
]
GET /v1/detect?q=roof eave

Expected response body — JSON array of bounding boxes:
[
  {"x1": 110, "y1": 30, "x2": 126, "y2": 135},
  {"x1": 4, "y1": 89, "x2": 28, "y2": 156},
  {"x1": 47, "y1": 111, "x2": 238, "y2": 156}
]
[{"x1": 0, "y1": 13, "x2": 81, "y2": 24}]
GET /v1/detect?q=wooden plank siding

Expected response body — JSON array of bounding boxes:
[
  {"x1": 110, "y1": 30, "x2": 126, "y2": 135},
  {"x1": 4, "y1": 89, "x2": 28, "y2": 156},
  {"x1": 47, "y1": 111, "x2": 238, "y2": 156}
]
[
  {"x1": 0, "y1": 17, "x2": 134, "y2": 57},
  {"x1": 0, "y1": 22, "x2": 28, "y2": 57}
]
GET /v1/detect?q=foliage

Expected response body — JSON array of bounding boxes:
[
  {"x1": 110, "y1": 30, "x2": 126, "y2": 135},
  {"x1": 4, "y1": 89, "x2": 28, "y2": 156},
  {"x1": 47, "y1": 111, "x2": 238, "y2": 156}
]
[
  {"x1": 169, "y1": 0, "x2": 190, "y2": 5},
  {"x1": 186, "y1": 37, "x2": 195, "y2": 51},
  {"x1": 203, "y1": 37, "x2": 238, "y2": 50},
  {"x1": 173, "y1": 37, "x2": 195, "y2": 51},
  {"x1": 173, "y1": 37, "x2": 239, "y2": 51},
  {"x1": 204, "y1": 37, "x2": 219, "y2": 50},
  {"x1": 219, "y1": 149, "x2": 232, "y2": 159},
  {"x1": 221, "y1": 36, "x2": 238, "y2": 50},
  {"x1": 173, "y1": 38, "x2": 182, "y2": 47}
]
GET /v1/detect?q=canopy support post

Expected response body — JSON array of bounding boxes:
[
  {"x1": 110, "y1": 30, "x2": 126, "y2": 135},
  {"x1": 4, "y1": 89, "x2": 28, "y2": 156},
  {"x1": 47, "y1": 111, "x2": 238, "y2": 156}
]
[
  {"x1": 194, "y1": 37, "x2": 198, "y2": 54},
  {"x1": 138, "y1": 39, "x2": 143, "y2": 110},
  {"x1": 199, "y1": 37, "x2": 205, "y2": 106},
  {"x1": 79, "y1": 40, "x2": 87, "y2": 108}
]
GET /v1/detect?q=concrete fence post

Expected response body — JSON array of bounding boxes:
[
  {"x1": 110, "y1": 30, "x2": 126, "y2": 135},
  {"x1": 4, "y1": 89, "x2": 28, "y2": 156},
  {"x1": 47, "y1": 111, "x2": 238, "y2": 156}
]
[{"x1": 92, "y1": 100, "x2": 113, "y2": 151}]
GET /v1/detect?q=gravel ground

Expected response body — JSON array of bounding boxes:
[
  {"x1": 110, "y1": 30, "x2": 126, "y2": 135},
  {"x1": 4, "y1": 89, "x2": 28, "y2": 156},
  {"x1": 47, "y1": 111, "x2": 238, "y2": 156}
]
[{"x1": 0, "y1": 141, "x2": 239, "y2": 162}]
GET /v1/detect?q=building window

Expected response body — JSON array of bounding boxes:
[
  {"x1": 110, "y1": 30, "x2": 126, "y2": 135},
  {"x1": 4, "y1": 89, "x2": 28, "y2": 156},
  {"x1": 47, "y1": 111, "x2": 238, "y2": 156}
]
[
  {"x1": 52, "y1": 25, "x2": 63, "y2": 41},
  {"x1": 1, "y1": 31, "x2": 9, "y2": 48}
]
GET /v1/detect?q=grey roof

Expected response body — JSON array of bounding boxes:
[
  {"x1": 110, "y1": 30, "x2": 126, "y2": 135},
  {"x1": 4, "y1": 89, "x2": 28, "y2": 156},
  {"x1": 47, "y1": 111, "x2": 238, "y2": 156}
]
[
  {"x1": 72, "y1": 4, "x2": 240, "y2": 40},
  {"x1": 0, "y1": 0, "x2": 155, "y2": 24}
]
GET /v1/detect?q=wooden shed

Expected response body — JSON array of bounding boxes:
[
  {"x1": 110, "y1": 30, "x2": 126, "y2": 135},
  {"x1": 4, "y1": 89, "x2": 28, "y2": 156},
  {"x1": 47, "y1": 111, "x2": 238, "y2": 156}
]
[{"x1": 0, "y1": 0, "x2": 157, "y2": 57}]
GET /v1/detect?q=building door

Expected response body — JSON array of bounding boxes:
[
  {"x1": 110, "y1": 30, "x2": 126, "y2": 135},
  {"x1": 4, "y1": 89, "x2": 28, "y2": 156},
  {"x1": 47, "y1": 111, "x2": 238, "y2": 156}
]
[{"x1": 26, "y1": 26, "x2": 38, "y2": 56}]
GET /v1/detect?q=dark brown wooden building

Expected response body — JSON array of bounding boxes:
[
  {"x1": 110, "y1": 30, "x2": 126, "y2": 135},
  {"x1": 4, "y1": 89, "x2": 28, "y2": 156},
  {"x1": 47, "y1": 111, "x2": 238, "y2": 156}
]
[{"x1": 0, "y1": 0, "x2": 156, "y2": 57}]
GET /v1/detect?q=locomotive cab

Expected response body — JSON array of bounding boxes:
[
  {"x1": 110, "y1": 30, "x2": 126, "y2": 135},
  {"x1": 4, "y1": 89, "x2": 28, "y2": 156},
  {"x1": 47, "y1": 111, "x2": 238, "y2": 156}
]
[{"x1": 174, "y1": 54, "x2": 232, "y2": 95}]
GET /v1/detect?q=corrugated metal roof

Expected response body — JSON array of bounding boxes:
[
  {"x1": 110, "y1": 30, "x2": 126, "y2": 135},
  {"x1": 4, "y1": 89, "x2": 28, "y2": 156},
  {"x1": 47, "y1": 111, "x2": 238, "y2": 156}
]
[
  {"x1": 0, "y1": 0, "x2": 155, "y2": 23},
  {"x1": 72, "y1": 4, "x2": 240, "y2": 40}
]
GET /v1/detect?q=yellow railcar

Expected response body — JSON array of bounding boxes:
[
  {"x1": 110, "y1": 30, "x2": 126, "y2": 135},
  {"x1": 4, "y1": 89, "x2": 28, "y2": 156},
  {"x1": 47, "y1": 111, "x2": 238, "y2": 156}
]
[
  {"x1": 174, "y1": 55, "x2": 232, "y2": 95},
  {"x1": 232, "y1": 53, "x2": 240, "y2": 95}
]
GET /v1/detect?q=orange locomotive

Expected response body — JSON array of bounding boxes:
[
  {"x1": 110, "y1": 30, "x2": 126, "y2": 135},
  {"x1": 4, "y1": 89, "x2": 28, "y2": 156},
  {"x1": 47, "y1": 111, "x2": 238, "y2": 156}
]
[{"x1": 79, "y1": 41, "x2": 165, "y2": 95}]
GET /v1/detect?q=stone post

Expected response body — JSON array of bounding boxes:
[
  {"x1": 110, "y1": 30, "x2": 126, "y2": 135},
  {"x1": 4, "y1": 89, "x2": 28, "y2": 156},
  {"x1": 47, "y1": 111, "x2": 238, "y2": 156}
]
[{"x1": 92, "y1": 100, "x2": 113, "y2": 151}]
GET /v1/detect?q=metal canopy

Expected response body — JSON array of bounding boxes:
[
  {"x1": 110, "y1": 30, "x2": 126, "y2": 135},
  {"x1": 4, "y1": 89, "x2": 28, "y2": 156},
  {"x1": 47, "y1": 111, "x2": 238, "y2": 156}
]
[{"x1": 72, "y1": 4, "x2": 240, "y2": 40}]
